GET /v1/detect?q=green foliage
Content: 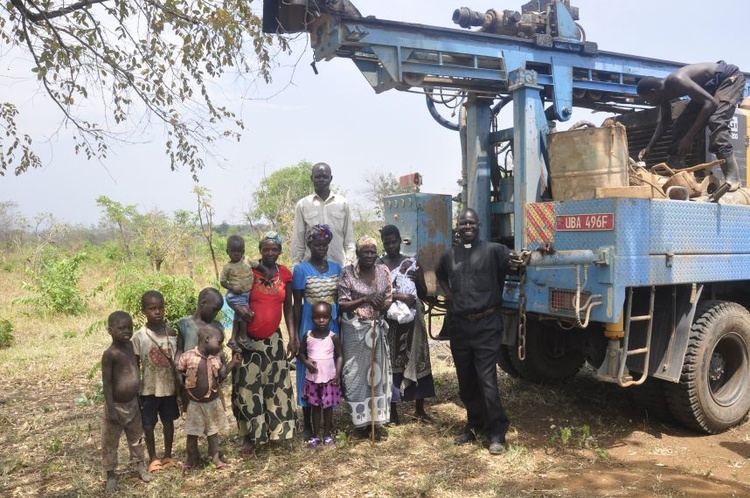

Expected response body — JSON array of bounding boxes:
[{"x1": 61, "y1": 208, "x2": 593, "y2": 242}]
[
  {"x1": 114, "y1": 269, "x2": 197, "y2": 326},
  {"x1": 85, "y1": 320, "x2": 107, "y2": 338},
  {"x1": 558, "y1": 426, "x2": 572, "y2": 446},
  {"x1": 248, "y1": 160, "x2": 313, "y2": 239},
  {"x1": 96, "y1": 196, "x2": 138, "y2": 259},
  {"x1": 87, "y1": 361, "x2": 102, "y2": 380},
  {"x1": 363, "y1": 172, "x2": 411, "y2": 219},
  {"x1": 47, "y1": 437, "x2": 62, "y2": 454},
  {"x1": 593, "y1": 447, "x2": 610, "y2": 462},
  {"x1": 74, "y1": 382, "x2": 104, "y2": 406},
  {"x1": 550, "y1": 424, "x2": 601, "y2": 455},
  {"x1": 0, "y1": 318, "x2": 14, "y2": 348},
  {"x1": 16, "y1": 253, "x2": 87, "y2": 315},
  {"x1": 194, "y1": 186, "x2": 220, "y2": 281},
  {"x1": 97, "y1": 196, "x2": 202, "y2": 271},
  {"x1": 3, "y1": 0, "x2": 290, "y2": 176}
]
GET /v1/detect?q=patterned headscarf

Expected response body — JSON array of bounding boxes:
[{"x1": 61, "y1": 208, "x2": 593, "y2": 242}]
[
  {"x1": 356, "y1": 235, "x2": 378, "y2": 251},
  {"x1": 305, "y1": 224, "x2": 333, "y2": 244},
  {"x1": 260, "y1": 231, "x2": 283, "y2": 249}
]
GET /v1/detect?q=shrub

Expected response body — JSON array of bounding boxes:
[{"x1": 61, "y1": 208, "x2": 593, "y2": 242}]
[
  {"x1": 16, "y1": 253, "x2": 86, "y2": 315},
  {"x1": 114, "y1": 269, "x2": 197, "y2": 326},
  {"x1": 0, "y1": 318, "x2": 13, "y2": 348}
]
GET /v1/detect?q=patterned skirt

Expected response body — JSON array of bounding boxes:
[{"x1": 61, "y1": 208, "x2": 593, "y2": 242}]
[
  {"x1": 302, "y1": 379, "x2": 342, "y2": 409},
  {"x1": 340, "y1": 314, "x2": 392, "y2": 428},
  {"x1": 231, "y1": 330, "x2": 296, "y2": 444}
]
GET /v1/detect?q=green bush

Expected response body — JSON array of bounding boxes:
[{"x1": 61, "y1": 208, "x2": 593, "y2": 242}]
[
  {"x1": 16, "y1": 253, "x2": 87, "y2": 315},
  {"x1": 114, "y1": 269, "x2": 197, "y2": 326},
  {"x1": 0, "y1": 318, "x2": 13, "y2": 348}
]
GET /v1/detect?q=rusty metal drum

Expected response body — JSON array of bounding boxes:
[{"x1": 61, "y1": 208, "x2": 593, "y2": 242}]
[{"x1": 547, "y1": 122, "x2": 630, "y2": 201}]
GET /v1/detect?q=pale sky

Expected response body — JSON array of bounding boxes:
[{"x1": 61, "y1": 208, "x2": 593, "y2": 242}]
[{"x1": 2, "y1": 0, "x2": 749, "y2": 226}]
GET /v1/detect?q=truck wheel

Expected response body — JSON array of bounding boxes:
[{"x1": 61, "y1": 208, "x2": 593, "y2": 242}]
[
  {"x1": 664, "y1": 300, "x2": 750, "y2": 434},
  {"x1": 497, "y1": 345, "x2": 519, "y2": 377},
  {"x1": 509, "y1": 319, "x2": 585, "y2": 384},
  {"x1": 628, "y1": 376, "x2": 675, "y2": 423}
]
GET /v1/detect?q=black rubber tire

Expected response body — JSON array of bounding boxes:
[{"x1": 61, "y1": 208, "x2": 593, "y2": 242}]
[
  {"x1": 664, "y1": 300, "x2": 750, "y2": 434},
  {"x1": 497, "y1": 344, "x2": 519, "y2": 377},
  {"x1": 509, "y1": 319, "x2": 585, "y2": 384},
  {"x1": 628, "y1": 376, "x2": 675, "y2": 423}
]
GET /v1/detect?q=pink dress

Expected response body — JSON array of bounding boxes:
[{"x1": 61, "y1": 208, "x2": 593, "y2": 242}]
[{"x1": 302, "y1": 331, "x2": 342, "y2": 408}]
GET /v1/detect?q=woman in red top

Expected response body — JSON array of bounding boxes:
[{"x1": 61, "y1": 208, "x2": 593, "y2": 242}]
[{"x1": 230, "y1": 232, "x2": 298, "y2": 452}]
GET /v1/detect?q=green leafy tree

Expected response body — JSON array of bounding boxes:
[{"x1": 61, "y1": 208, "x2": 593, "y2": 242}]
[
  {"x1": 194, "y1": 186, "x2": 219, "y2": 280},
  {"x1": 96, "y1": 196, "x2": 137, "y2": 259},
  {"x1": 16, "y1": 252, "x2": 87, "y2": 315},
  {"x1": 172, "y1": 208, "x2": 200, "y2": 275},
  {"x1": 247, "y1": 160, "x2": 313, "y2": 239},
  {"x1": 363, "y1": 172, "x2": 410, "y2": 219},
  {"x1": 132, "y1": 209, "x2": 175, "y2": 272},
  {"x1": 0, "y1": 318, "x2": 14, "y2": 348},
  {"x1": 1, "y1": 0, "x2": 290, "y2": 177},
  {"x1": 114, "y1": 269, "x2": 197, "y2": 326}
]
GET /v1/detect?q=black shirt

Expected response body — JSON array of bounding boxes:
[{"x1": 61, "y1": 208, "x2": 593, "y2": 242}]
[{"x1": 435, "y1": 239, "x2": 511, "y2": 315}]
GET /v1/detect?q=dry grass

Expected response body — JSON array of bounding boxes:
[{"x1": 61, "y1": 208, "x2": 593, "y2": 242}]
[{"x1": 2, "y1": 261, "x2": 750, "y2": 497}]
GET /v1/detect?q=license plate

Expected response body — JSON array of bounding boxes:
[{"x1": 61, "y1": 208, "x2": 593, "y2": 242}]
[{"x1": 555, "y1": 213, "x2": 614, "y2": 231}]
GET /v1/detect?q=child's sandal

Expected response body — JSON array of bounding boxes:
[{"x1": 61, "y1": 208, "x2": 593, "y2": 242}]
[{"x1": 305, "y1": 437, "x2": 321, "y2": 448}]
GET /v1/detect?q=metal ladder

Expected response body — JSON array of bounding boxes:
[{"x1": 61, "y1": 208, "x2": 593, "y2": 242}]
[{"x1": 617, "y1": 286, "x2": 656, "y2": 387}]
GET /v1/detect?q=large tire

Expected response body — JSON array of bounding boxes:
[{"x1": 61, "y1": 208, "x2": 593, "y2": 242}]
[
  {"x1": 509, "y1": 319, "x2": 585, "y2": 384},
  {"x1": 664, "y1": 300, "x2": 750, "y2": 434},
  {"x1": 497, "y1": 344, "x2": 519, "y2": 377},
  {"x1": 628, "y1": 376, "x2": 675, "y2": 423}
]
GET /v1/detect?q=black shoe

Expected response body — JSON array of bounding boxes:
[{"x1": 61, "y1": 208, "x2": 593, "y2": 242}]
[
  {"x1": 488, "y1": 435, "x2": 505, "y2": 455},
  {"x1": 454, "y1": 429, "x2": 477, "y2": 445},
  {"x1": 488, "y1": 441, "x2": 505, "y2": 455}
]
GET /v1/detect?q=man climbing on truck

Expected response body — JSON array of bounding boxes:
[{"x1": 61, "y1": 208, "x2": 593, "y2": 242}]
[{"x1": 637, "y1": 61, "x2": 746, "y2": 190}]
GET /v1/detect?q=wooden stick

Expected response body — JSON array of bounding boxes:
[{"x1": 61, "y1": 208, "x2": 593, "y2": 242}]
[{"x1": 370, "y1": 321, "x2": 377, "y2": 443}]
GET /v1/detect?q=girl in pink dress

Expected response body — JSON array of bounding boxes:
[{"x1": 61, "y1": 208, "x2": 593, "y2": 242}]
[{"x1": 298, "y1": 301, "x2": 343, "y2": 447}]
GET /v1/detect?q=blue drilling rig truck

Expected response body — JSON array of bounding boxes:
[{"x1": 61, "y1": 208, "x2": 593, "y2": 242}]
[{"x1": 262, "y1": 0, "x2": 750, "y2": 434}]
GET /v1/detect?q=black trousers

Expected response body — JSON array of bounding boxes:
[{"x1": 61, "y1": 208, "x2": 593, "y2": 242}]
[{"x1": 449, "y1": 311, "x2": 510, "y2": 441}]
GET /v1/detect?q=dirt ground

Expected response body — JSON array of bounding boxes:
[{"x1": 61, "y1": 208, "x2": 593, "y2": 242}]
[{"x1": 1, "y1": 332, "x2": 749, "y2": 498}]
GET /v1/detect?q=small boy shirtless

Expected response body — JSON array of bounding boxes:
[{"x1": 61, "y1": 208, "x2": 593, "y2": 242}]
[
  {"x1": 177, "y1": 324, "x2": 241, "y2": 469},
  {"x1": 131, "y1": 290, "x2": 179, "y2": 473},
  {"x1": 220, "y1": 235, "x2": 255, "y2": 352},
  {"x1": 101, "y1": 311, "x2": 152, "y2": 493}
]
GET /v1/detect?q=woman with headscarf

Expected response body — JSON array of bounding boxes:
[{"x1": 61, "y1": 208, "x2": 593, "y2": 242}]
[
  {"x1": 231, "y1": 232, "x2": 297, "y2": 453},
  {"x1": 292, "y1": 224, "x2": 342, "y2": 440},
  {"x1": 338, "y1": 235, "x2": 393, "y2": 438},
  {"x1": 378, "y1": 225, "x2": 435, "y2": 424}
]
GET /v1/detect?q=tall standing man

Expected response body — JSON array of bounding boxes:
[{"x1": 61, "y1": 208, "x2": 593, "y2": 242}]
[
  {"x1": 637, "y1": 61, "x2": 746, "y2": 190},
  {"x1": 291, "y1": 162, "x2": 356, "y2": 268},
  {"x1": 435, "y1": 207, "x2": 513, "y2": 455}
]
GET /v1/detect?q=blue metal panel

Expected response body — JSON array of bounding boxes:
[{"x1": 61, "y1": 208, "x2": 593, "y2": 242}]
[
  {"x1": 383, "y1": 193, "x2": 452, "y2": 295},
  {"x1": 507, "y1": 197, "x2": 750, "y2": 324},
  {"x1": 649, "y1": 200, "x2": 750, "y2": 255},
  {"x1": 553, "y1": 198, "x2": 651, "y2": 256},
  {"x1": 464, "y1": 98, "x2": 493, "y2": 227},
  {"x1": 511, "y1": 69, "x2": 548, "y2": 251}
]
